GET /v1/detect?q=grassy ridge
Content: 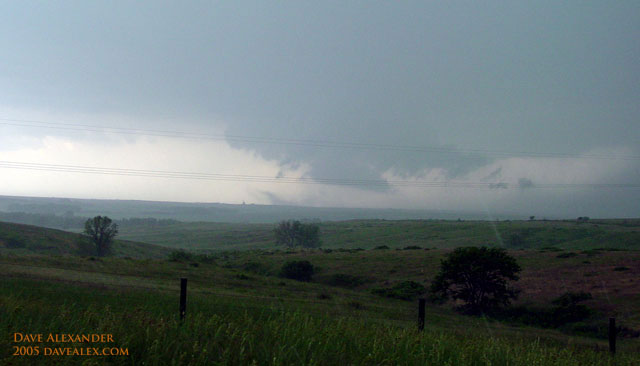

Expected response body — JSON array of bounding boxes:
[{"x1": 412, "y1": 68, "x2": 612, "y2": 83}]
[
  {"x1": 0, "y1": 221, "x2": 172, "y2": 258},
  {"x1": 116, "y1": 219, "x2": 640, "y2": 251}
]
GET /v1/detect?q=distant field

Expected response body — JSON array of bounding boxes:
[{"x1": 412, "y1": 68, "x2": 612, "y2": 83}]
[{"x1": 116, "y1": 218, "x2": 640, "y2": 251}]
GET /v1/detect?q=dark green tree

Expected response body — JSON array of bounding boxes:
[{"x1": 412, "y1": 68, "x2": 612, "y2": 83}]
[
  {"x1": 274, "y1": 220, "x2": 321, "y2": 248},
  {"x1": 430, "y1": 246, "x2": 521, "y2": 314},
  {"x1": 83, "y1": 216, "x2": 118, "y2": 257}
]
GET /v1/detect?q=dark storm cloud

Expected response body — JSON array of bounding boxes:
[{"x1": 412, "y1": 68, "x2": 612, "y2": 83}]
[
  {"x1": 518, "y1": 178, "x2": 534, "y2": 189},
  {"x1": 1, "y1": 1, "x2": 638, "y2": 216}
]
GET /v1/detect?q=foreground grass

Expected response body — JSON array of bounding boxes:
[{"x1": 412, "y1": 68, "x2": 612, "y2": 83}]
[{"x1": 2, "y1": 277, "x2": 635, "y2": 366}]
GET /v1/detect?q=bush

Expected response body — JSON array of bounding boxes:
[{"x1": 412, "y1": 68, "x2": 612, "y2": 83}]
[
  {"x1": 168, "y1": 249, "x2": 194, "y2": 262},
  {"x1": 551, "y1": 292, "x2": 593, "y2": 325},
  {"x1": 507, "y1": 234, "x2": 525, "y2": 248},
  {"x1": 243, "y1": 261, "x2": 271, "y2": 275},
  {"x1": 280, "y1": 260, "x2": 314, "y2": 281},
  {"x1": 403, "y1": 245, "x2": 422, "y2": 250},
  {"x1": 373, "y1": 245, "x2": 389, "y2": 250},
  {"x1": 195, "y1": 254, "x2": 217, "y2": 264},
  {"x1": 581, "y1": 249, "x2": 603, "y2": 257},
  {"x1": 492, "y1": 292, "x2": 594, "y2": 331},
  {"x1": 539, "y1": 246, "x2": 562, "y2": 252},
  {"x1": 4, "y1": 235, "x2": 26, "y2": 249},
  {"x1": 556, "y1": 252, "x2": 578, "y2": 258},
  {"x1": 372, "y1": 281, "x2": 426, "y2": 301},
  {"x1": 326, "y1": 274, "x2": 364, "y2": 288}
]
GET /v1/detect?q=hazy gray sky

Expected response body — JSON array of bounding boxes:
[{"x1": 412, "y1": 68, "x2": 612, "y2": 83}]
[{"x1": 1, "y1": 1, "x2": 638, "y2": 218}]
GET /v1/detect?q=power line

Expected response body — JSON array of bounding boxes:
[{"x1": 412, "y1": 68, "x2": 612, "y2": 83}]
[
  {"x1": 1, "y1": 118, "x2": 638, "y2": 161},
  {"x1": 1, "y1": 160, "x2": 638, "y2": 189}
]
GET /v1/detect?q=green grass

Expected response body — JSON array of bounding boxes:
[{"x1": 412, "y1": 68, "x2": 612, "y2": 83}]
[
  {"x1": 116, "y1": 219, "x2": 640, "y2": 252},
  {"x1": 2, "y1": 274, "x2": 637, "y2": 366},
  {"x1": 2, "y1": 218, "x2": 640, "y2": 364}
]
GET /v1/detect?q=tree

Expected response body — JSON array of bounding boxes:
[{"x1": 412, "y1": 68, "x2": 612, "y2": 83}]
[
  {"x1": 83, "y1": 216, "x2": 118, "y2": 257},
  {"x1": 430, "y1": 246, "x2": 521, "y2": 314},
  {"x1": 274, "y1": 220, "x2": 321, "y2": 248}
]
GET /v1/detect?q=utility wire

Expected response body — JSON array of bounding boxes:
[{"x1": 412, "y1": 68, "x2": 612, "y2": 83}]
[
  {"x1": 2, "y1": 118, "x2": 638, "y2": 161},
  {"x1": 1, "y1": 161, "x2": 638, "y2": 189}
]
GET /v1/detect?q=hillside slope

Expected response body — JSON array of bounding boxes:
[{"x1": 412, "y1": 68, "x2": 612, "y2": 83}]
[{"x1": 0, "y1": 221, "x2": 171, "y2": 259}]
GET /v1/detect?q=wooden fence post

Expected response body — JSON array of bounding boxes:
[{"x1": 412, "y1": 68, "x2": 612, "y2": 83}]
[
  {"x1": 609, "y1": 317, "x2": 616, "y2": 355},
  {"x1": 180, "y1": 278, "x2": 187, "y2": 322},
  {"x1": 418, "y1": 298, "x2": 425, "y2": 331}
]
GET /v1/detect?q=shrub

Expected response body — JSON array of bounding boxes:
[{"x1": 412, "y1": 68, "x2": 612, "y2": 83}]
[
  {"x1": 581, "y1": 249, "x2": 603, "y2": 257},
  {"x1": 556, "y1": 252, "x2": 578, "y2": 258},
  {"x1": 551, "y1": 292, "x2": 593, "y2": 325},
  {"x1": 326, "y1": 274, "x2": 364, "y2": 288},
  {"x1": 372, "y1": 281, "x2": 426, "y2": 301},
  {"x1": 243, "y1": 261, "x2": 271, "y2": 275},
  {"x1": 492, "y1": 292, "x2": 594, "y2": 332},
  {"x1": 280, "y1": 260, "x2": 314, "y2": 281},
  {"x1": 373, "y1": 245, "x2": 389, "y2": 250},
  {"x1": 195, "y1": 254, "x2": 217, "y2": 264},
  {"x1": 613, "y1": 266, "x2": 630, "y2": 271},
  {"x1": 507, "y1": 234, "x2": 525, "y2": 248},
  {"x1": 539, "y1": 246, "x2": 563, "y2": 252},
  {"x1": 168, "y1": 249, "x2": 195, "y2": 262},
  {"x1": 4, "y1": 235, "x2": 26, "y2": 249},
  {"x1": 403, "y1": 245, "x2": 422, "y2": 250}
]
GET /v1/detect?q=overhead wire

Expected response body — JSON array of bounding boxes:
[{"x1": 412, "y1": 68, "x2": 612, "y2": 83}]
[
  {"x1": 1, "y1": 161, "x2": 638, "y2": 189},
  {"x1": 1, "y1": 118, "x2": 639, "y2": 190},
  {"x1": 1, "y1": 117, "x2": 639, "y2": 161}
]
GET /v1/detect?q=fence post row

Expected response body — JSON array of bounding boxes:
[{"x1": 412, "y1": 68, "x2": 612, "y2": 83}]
[
  {"x1": 180, "y1": 278, "x2": 188, "y2": 322},
  {"x1": 418, "y1": 298, "x2": 426, "y2": 331},
  {"x1": 174, "y1": 279, "x2": 620, "y2": 355}
]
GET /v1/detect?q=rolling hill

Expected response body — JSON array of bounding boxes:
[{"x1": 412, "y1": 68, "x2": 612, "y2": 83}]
[{"x1": 0, "y1": 221, "x2": 171, "y2": 259}]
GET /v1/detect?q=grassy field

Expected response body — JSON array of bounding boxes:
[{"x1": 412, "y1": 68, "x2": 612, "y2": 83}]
[
  {"x1": 1, "y1": 219, "x2": 639, "y2": 365},
  {"x1": 2, "y1": 253, "x2": 639, "y2": 365},
  {"x1": 116, "y1": 219, "x2": 640, "y2": 252}
]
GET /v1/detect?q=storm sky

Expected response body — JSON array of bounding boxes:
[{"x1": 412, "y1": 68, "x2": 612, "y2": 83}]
[{"x1": 1, "y1": 1, "x2": 639, "y2": 218}]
